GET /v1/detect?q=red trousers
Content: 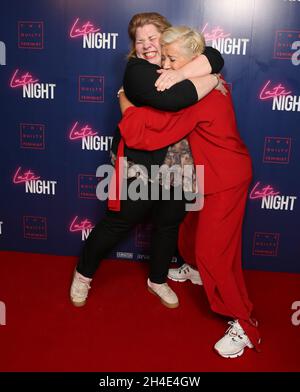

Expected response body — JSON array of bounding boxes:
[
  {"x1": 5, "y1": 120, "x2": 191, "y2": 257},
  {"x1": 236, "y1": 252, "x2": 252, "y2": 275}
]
[{"x1": 178, "y1": 179, "x2": 260, "y2": 347}]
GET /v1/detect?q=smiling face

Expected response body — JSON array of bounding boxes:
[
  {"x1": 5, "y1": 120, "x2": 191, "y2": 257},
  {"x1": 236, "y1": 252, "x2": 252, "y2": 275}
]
[
  {"x1": 135, "y1": 24, "x2": 162, "y2": 66},
  {"x1": 161, "y1": 40, "x2": 194, "y2": 70}
]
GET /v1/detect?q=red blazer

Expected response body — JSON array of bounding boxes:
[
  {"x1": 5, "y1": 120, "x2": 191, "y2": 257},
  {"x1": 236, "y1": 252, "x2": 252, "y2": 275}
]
[{"x1": 118, "y1": 89, "x2": 252, "y2": 196}]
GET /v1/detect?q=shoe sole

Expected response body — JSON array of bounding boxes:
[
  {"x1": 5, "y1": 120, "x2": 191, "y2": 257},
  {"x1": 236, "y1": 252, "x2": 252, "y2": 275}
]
[
  {"x1": 147, "y1": 287, "x2": 179, "y2": 309},
  {"x1": 168, "y1": 275, "x2": 202, "y2": 286},
  {"x1": 70, "y1": 297, "x2": 86, "y2": 307}
]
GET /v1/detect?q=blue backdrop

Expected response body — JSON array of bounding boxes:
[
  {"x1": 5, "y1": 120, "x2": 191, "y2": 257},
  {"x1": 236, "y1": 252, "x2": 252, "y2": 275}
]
[{"x1": 0, "y1": 0, "x2": 299, "y2": 272}]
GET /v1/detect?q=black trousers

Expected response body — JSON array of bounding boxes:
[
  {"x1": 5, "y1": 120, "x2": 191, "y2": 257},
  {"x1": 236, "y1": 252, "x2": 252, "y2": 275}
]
[{"x1": 77, "y1": 178, "x2": 188, "y2": 283}]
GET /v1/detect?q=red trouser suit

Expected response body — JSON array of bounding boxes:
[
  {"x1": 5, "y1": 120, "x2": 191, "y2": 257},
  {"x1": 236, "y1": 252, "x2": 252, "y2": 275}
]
[{"x1": 116, "y1": 89, "x2": 260, "y2": 348}]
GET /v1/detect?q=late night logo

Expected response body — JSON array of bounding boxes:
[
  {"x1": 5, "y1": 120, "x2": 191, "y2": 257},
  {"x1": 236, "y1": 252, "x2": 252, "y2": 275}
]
[
  {"x1": 259, "y1": 80, "x2": 300, "y2": 112},
  {"x1": 69, "y1": 121, "x2": 112, "y2": 150},
  {"x1": 250, "y1": 181, "x2": 297, "y2": 211},
  {"x1": 0, "y1": 41, "x2": 6, "y2": 65},
  {"x1": 18, "y1": 21, "x2": 44, "y2": 49},
  {"x1": 69, "y1": 216, "x2": 94, "y2": 241},
  {"x1": 70, "y1": 18, "x2": 118, "y2": 49},
  {"x1": 10, "y1": 69, "x2": 56, "y2": 99},
  {"x1": 13, "y1": 167, "x2": 57, "y2": 195},
  {"x1": 201, "y1": 23, "x2": 250, "y2": 55}
]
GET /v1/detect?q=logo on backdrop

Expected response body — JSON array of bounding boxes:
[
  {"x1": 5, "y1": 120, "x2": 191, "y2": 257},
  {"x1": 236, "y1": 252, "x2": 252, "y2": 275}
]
[
  {"x1": 0, "y1": 41, "x2": 6, "y2": 65},
  {"x1": 18, "y1": 21, "x2": 44, "y2": 49},
  {"x1": 78, "y1": 174, "x2": 102, "y2": 199},
  {"x1": 263, "y1": 137, "x2": 292, "y2": 164},
  {"x1": 23, "y1": 216, "x2": 47, "y2": 240},
  {"x1": 274, "y1": 30, "x2": 300, "y2": 65},
  {"x1": 10, "y1": 69, "x2": 56, "y2": 99},
  {"x1": 201, "y1": 23, "x2": 250, "y2": 55},
  {"x1": 259, "y1": 80, "x2": 300, "y2": 112},
  {"x1": 69, "y1": 216, "x2": 94, "y2": 241},
  {"x1": 249, "y1": 181, "x2": 297, "y2": 211},
  {"x1": 0, "y1": 221, "x2": 3, "y2": 235},
  {"x1": 69, "y1": 17, "x2": 118, "y2": 49},
  {"x1": 78, "y1": 76, "x2": 104, "y2": 103},
  {"x1": 135, "y1": 224, "x2": 152, "y2": 248},
  {"x1": 252, "y1": 232, "x2": 280, "y2": 257},
  {"x1": 20, "y1": 123, "x2": 45, "y2": 149},
  {"x1": 291, "y1": 301, "x2": 300, "y2": 326},
  {"x1": 13, "y1": 167, "x2": 57, "y2": 195},
  {"x1": 116, "y1": 252, "x2": 134, "y2": 259},
  {"x1": 69, "y1": 121, "x2": 113, "y2": 150}
]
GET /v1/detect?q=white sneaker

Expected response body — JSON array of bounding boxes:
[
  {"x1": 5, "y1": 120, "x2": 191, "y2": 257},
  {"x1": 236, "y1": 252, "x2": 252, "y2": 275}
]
[
  {"x1": 214, "y1": 320, "x2": 254, "y2": 358},
  {"x1": 147, "y1": 279, "x2": 179, "y2": 308},
  {"x1": 70, "y1": 271, "x2": 92, "y2": 307},
  {"x1": 168, "y1": 263, "x2": 202, "y2": 285}
]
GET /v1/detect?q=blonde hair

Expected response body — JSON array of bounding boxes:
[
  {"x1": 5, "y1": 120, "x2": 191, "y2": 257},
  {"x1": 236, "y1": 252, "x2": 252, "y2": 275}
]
[
  {"x1": 161, "y1": 26, "x2": 205, "y2": 58},
  {"x1": 127, "y1": 12, "x2": 171, "y2": 59}
]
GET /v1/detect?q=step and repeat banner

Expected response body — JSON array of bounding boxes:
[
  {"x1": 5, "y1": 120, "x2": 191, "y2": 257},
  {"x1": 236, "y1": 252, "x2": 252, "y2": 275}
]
[{"x1": 0, "y1": 0, "x2": 299, "y2": 272}]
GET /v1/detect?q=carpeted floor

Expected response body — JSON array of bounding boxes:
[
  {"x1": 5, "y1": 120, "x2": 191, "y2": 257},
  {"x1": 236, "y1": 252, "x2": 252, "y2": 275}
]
[{"x1": 0, "y1": 251, "x2": 299, "y2": 372}]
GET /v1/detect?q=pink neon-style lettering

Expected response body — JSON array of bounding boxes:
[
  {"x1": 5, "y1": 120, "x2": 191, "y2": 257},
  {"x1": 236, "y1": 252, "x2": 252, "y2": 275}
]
[
  {"x1": 201, "y1": 23, "x2": 231, "y2": 41},
  {"x1": 10, "y1": 69, "x2": 39, "y2": 88},
  {"x1": 69, "y1": 18, "x2": 100, "y2": 38},
  {"x1": 69, "y1": 122, "x2": 98, "y2": 140},
  {"x1": 69, "y1": 216, "x2": 94, "y2": 232},
  {"x1": 259, "y1": 80, "x2": 292, "y2": 100},
  {"x1": 249, "y1": 182, "x2": 280, "y2": 200},
  {"x1": 13, "y1": 167, "x2": 40, "y2": 184}
]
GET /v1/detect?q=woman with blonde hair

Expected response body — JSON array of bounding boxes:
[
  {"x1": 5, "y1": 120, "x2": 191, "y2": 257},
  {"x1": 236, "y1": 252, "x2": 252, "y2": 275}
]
[{"x1": 118, "y1": 25, "x2": 261, "y2": 358}]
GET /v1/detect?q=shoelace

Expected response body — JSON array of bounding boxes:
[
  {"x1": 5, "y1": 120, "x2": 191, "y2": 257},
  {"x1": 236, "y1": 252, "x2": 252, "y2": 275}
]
[
  {"x1": 177, "y1": 264, "x2": 190, "y2": 275},
  {"x1": 225, "y1": 321, "x2": 246, "y2": 343}
]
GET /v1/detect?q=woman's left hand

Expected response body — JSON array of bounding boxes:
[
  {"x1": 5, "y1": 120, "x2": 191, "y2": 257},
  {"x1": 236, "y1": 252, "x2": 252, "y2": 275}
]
[{"x1": 155, "y1": 69, "x2": 185, "y2": 91}]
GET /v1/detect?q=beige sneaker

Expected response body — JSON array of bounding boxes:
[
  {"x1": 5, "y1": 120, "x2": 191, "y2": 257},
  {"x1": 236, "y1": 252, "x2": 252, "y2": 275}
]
[
  {"x1": 147, "y1": 279, "x2": 179, "y2": 308},
  {"x1": 70, "y1": 270, "x2": 91, "y2": 307}
]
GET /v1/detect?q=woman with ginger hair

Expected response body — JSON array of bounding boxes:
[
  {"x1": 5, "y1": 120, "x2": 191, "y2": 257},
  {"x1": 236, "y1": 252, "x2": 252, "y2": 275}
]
[{"x1": 70, "y1": 13, "x2": 224, "y2": 310}]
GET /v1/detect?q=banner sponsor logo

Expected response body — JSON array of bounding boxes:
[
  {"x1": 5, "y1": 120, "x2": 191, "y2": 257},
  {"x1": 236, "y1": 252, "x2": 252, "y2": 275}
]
[
  {"x1": 78, "y1": 75, "x2": 104, "y2": 103},
  {"x1": 252, "y1": 232, "x2": 280, "y2": 256},
  {"x1": 274, "y1": 30, "x2": 300, "y2": 62},
  {"x1": 70, "y1": 18, "x2": 118, "y2": 49},
  {"x1": 263, "y1": 137, "x2": 292, "y2": 164},
  {"x1": 78, "y1": 174, "x2": 101, "y2": 199},
  {"x1": 23, "y1": 216, "x2": 47, "y2": 240},
  {"x1": 135, "y1": 224, "x2": 152, "y2": 248},
  {"x1": 20, "y1": 123, "x2": 45, "y2": 150},
  {"x1": 18, "y1": 21, "x2": 43, "y2": 49},
  {"x1": 201, "y1": 23, "x2": 250, "y2": 55}
]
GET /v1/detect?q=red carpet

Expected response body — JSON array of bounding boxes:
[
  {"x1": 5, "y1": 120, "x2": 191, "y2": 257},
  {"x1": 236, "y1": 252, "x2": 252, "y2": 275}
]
[{"x1": 0, "y1": 251, "x2": 299, "y2": 372}]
